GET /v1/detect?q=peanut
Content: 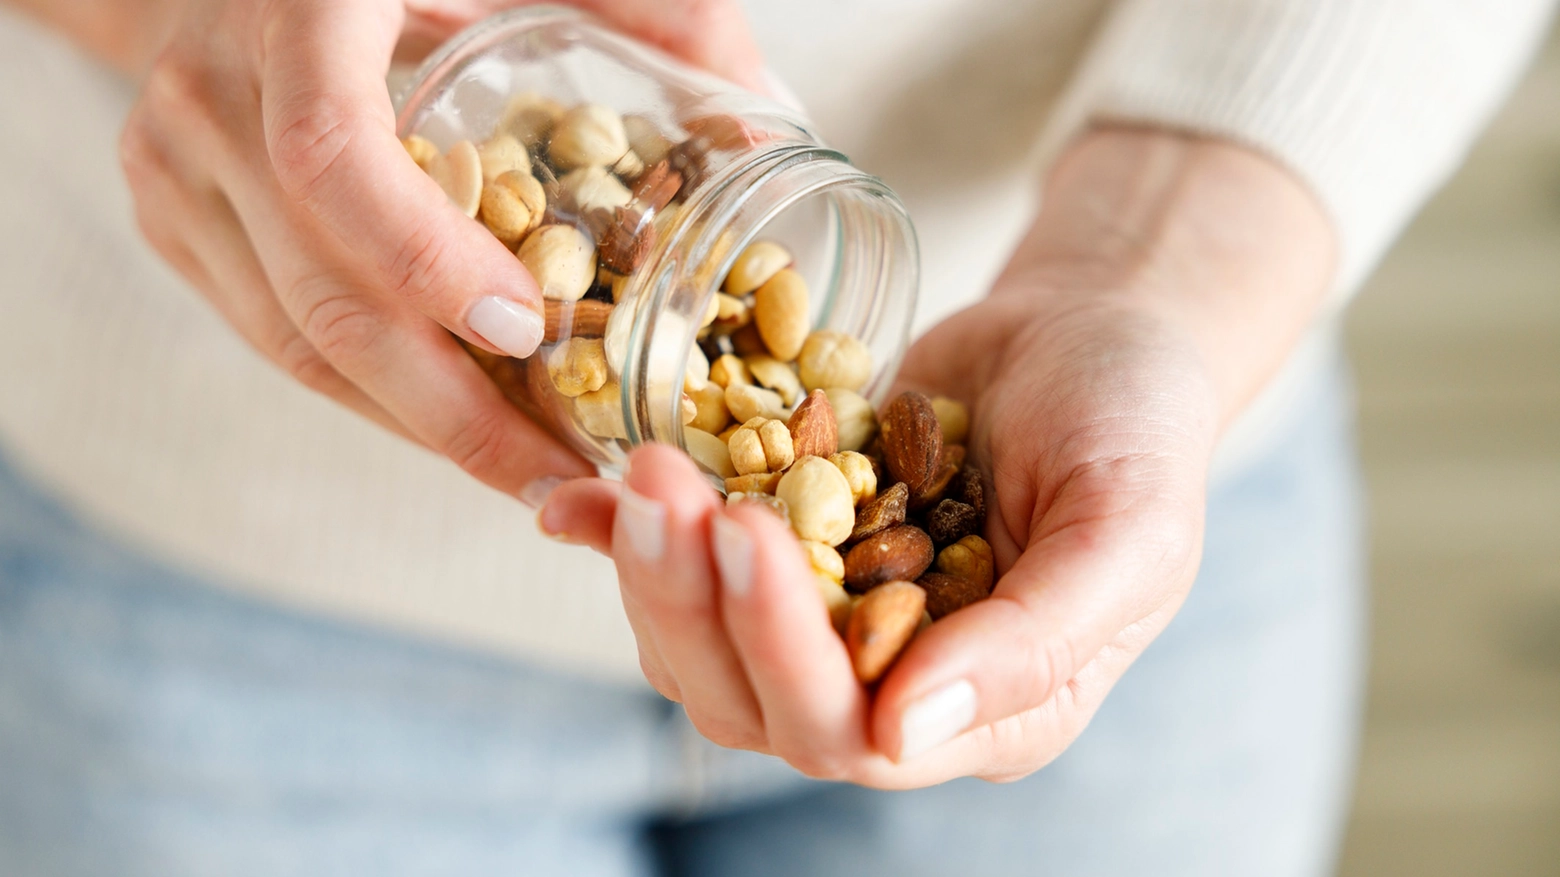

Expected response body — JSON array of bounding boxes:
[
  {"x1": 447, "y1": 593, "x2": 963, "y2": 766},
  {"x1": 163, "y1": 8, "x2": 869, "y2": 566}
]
[
  {"x1": 709, "y1": 354, "x2": 751, "y2": 389},
  {"x1": 724, "y1": 240, "x2": 792, "y2": 296},
  {"x1": 752, "y1": 269, "x2": 810, "y2": 362}
]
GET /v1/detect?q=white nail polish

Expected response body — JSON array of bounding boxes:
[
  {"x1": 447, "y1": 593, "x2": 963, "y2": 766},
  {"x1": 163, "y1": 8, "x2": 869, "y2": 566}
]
[
  {"x1": 899, "y1": 679, "x2": 977, "y2": 761},
  {"x1": 712, "y1": 514, "x2": 753, "y2": 596},
  {"x1": 468, "y1": 296, "x2": 544, "y2": 358},
  {"x1": 618, "y1": 487, "x2": 665, "y2": 562},
  {"x1": 518, "y1": 475, "x2": 565, "y2": 510}
]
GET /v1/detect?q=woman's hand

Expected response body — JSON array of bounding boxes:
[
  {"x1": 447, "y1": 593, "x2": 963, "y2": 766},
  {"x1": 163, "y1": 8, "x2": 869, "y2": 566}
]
[
  {"x1": 539, "y1": 127, "x2": 1337, "y2": 786},
  {"x1": 107, "y1": 0, "x2": 766, "y2": 499}
]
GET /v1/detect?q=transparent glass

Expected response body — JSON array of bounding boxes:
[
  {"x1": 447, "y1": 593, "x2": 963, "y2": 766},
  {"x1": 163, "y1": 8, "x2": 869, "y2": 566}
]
[{"x1": 394, "y1": 6, "x2": 918, "y2": 480}]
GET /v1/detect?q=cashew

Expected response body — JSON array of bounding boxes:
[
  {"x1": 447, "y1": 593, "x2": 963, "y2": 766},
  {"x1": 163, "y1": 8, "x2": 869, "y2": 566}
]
[
  {"x1": 685, "y1": 427, "x2": 736, "y2": 478},
  {"x1": 745, "y1": 354, "x2": 804, "y2": 406},
  {"x1": 546, "y1": 337, "x2": 609, "y2": 398},
  {"x1": 426, "y1": 139, "x2": 482, "y2": 218},
  {"x1": 575, "y1": 381, "x2": 626, "y2": 439},
  {"x1": 724, "y1": 383, "x2": 787, "y2": 423},
  {"x1": 709, "y1": 354, "x2": 751, "y2": 389}
]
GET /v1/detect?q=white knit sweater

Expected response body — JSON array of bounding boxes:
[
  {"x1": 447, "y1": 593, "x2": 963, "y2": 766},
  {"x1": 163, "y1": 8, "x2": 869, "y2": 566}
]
[{"x1": 0, "y1": 0, "x2": 1551, "y2": 681}]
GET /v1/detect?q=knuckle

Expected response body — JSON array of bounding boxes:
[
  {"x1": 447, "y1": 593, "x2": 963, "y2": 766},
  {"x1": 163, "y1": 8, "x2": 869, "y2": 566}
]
[
  {"x1": 380, "y1": 217, "x2": 458, "y2": 308},
  {"x1": 442, "y1": 406, "x2": 514, "y2": 482},
  {"x1": 292, "y1": 272, "x2": 382, "y2": 365},
  {"x1": 780, "y1": 747, "x2": 851, "y2": 782},
  {"x1": 639, "y1": 658, "x2": 682, "y2": 703},
  {"x1": 272, "y1": 328, "x2": 340, "y2": 392},
  {"x1": 267, "y1": 93, "x2": 360, "y2": 203}
]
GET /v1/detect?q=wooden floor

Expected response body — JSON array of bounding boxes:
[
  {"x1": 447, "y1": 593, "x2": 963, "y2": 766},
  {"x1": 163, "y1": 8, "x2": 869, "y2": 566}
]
[{"x1": 1336, "y1": 27, "x2": 1560, "y2": 877}]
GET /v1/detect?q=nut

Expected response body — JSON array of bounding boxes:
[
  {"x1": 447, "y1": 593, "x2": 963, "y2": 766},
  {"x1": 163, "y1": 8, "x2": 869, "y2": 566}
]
[
  {"x1": 879, "y1": 392, "x2": 943, "y2": 496},
  {"x1": 729, "y1": 322, "x2": 768, "y2": 357},
  {"x1": 724, "y1": 240, "x2": 792, "y2": 296},
  {"x1": 724, "y1": 383, "x2": 787, "y2": 423},
  {"x1": 816, "y1": 576, "x2": 853, "y2": 635},
  {"x1": 727, "y1": 491, "x2": 790, "y2": 525},
  {"x1": 545, "y1": 337, "x2": 609, "y2": 398},
  {"x1": 685, "y1": 427, "x2": 736, "y2": 478},
  {"x1": 426, "y1": 139, "x2": 482, "y2": 218},
  {"x1": 949, "y1": 465, "x2": 986, "y2": 520},
  {"x1": 801, "y1": 540, "x2": 845, "y2": 583},
  {"x1": 916, "y1": 571, "x2": 991, "y2": 620},
  {"x1": 501, "y1": 92, "x2": 564, "y2": 146},
  {"x1": 710, "y1": 293, "x2": 751, "y2": 335},
  {"x1": 758, "y1": 419, "x2": 796, "y2": 471},
  {"x1": 911, "y1": 444, "x2": 964, "y2": 510},
  {"x1": 543, "y1": 299, "x2": 612, "y2": 344},
  {"x1": 575, "y1": 381, "x2": 626, "y2": 439},
  {"x1": 724, "y1": 472, "x2": 781, "y2": 495},
  {"x1": 728, "y1": 425, "x2": 767, "y2": 475},
  {"x1": 797, "y1": 331, "x2": 872, "y2": 393},
  {"x1": 686, "y1": 382, "x2": 729, "y2": 434},
  {"x1": 787, "y1": 390, "x2": 838, "y2": 459},
  {"x1": 559, "y1": 166, "x2": 633, "y2": 213},
  {"x1": 850, "y1": 481, "x2": 908, "y2": 542},
  {"x1": 681, "y1": 393, "x2": 697, "y2": 425},
  {"x1": 846, "y1": 581, "x2": 925, "y2": 683},
  {"x1": 401, "y1": 135, "x2": 439, "y2": 170},
  {"x1": 629, "y1": 160, "x2": 682, "y2": 214},
  {"x1": 623, "y1": 114, "x2": 673, "y2": 165},
  {"x1": 745, "y1": 355, "x2": 804, "y2": 406},
  {"x1": 728, "y1": 418, "x2": 794, "y2": 474},
  {"x1": 477, "y1": 134, "x2": 531, "y2": 182},
  {"x1": 829, "y1": 450, "x2": 877, "y2": 507},
  {"x1": 824, "y1": 388, "x2": 877, "y2": 452},
  {"x1": 752, "y1": 269, "x2": 810, "y2": 362},
  {"x1": 930, "y1": 396, "x2": 970, "y2": 445},
  {"x1": 709, "y1": 354, "x2": 751, "y2": 388},
  {"x1": 479, "y1": 171, "x2": 546, "y2": 246},
  {"x1": 612, "y1": 149, "x2": 645, "y2": 180},
  {"x1": 519, "y1": 224, "x2": 597, "y2": 301},
  {"x1": 926, "y1": 499, "x2": 979, "y2": 545},
  {"x1": 842, "y1": 524, "x2": 934, "y2": 592},
  {"x1": 597, "y1": 207, "x2": 655, "y2": 274},
  {"x1": 936, "y1": 535, "x2": 994, "y2": 594},
  {"x1": 548, "y1": 103, "x2": 629, "y2": 170},
  {"x1": 776, "y1": 456, "x2": 856, "y2": 546},
  {"x1": 684, "y1": 345, "x2": 711, "y2": 391}
]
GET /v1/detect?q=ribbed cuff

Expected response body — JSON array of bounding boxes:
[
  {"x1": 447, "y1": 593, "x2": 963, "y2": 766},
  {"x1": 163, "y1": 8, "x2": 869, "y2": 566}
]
[{"x1": 1038, "y1": 0, "x2": 1556, "y2": 300}]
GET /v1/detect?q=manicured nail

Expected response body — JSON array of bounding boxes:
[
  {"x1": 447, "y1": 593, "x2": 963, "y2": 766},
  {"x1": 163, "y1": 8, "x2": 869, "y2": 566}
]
[
  {"x1": 519, "y1": 475, "x2": 565, "y2": 510},
  {"x1": 618, "y1": 487, "x2": 665, "y2": 562},
  {"x1": 712, "y1": 514, "x2": 753, "y2": 596},
  {"x1": 898, "y1": 679, "x2": 977, "y2": 761},
  {"x1": 468, "y1": 296, "x2": 544, "y2": 358},
  {"x1": 760, "y1": 66, "x2": 807, "y2": 113}
]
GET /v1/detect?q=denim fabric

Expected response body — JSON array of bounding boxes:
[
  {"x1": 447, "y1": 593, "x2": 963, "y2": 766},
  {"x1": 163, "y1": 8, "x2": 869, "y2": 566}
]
[{"x1": 0, "y1": 358, "x2": 1364, "y2": 877}]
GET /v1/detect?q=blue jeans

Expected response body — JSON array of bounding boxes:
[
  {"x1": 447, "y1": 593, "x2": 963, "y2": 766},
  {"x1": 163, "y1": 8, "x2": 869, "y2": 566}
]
[{"x1": 0, "y1": 360, "x2": 1365, "y2": 877}]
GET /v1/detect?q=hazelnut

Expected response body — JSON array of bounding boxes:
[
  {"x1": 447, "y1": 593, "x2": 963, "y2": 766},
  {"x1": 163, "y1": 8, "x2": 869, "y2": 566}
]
[
  {"x1": 548, "y1": 103, "x2": 629, "y2": 170},
  {"x1": 479, "y1": 171, "x2": 545, "y2": 247},
  {"x1": 401, "y1": 135, "x2": 439, "y2": 171},
  {"x1": 686, "y1": 382, "x2": 729, "y2": 434},
  {"x1": 931, "y1": 396, "x2": 971, "y2": 445},
  {"x1": 559, "y1": 166, "x2": 633, "y2": 213},
  {"x1": 501, "y1": 92, "x2": 564, "y2": 147},
  {"x1": 824, "y1": 388, "x2": 877, "y2": 452},
  {"x1": 801, "y1": 540, "x2": 845, "y2": 583},
  {"x1": 798, "y1": 331, "x2": 872, "y2": 392},
  {"x1": 776, "y1": 456, "x2": 855, "y2": 546},
  {"x1": 519, "y1": 224, "x2": 597, "y2": 302}
]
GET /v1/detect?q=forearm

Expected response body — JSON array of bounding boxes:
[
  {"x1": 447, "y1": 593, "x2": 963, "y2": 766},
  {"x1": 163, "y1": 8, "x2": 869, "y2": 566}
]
[
  {"x1": 5, "y1": 0, "x2": 190, "y2": 72},
  {"x1": 998, "y1": 125, "x2": 1336, "y2": 432}
]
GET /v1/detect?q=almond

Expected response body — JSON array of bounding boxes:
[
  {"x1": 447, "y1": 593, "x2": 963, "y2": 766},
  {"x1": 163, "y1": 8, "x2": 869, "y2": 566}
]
[
  {"x1": 597, "y1": 206, "x2": 655, "y2": 274},
  {"x1": 842, "y1": 524, "x2": 934, "y2": 592},
  {"x1": 787, "y1": 389, "x2": 838, "y2": 459},
  {"x1": 630, "y1": 159, "x2": 682, "y2": 213},
  {"x1": 916, "y1": 571, "x2": 992, "y2": 620},
  {"x1": 910, "y1": 443, "x2": 964, "y2": 510},
  {"x1": 850, "y1": 481, "x2": 908, "y2": 543},
  {"x1": 879, "y1": 392, "x2": 943, "y2": 495},
  {"x1": 846, "y1": 581, "x2": 925, "y2": 683},
  {"x1": 544, "y1": 299, "x2": 613, "y2": 344}
]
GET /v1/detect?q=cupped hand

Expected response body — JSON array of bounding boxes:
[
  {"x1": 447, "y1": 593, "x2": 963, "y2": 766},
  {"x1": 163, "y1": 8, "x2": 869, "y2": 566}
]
[
  {"x1": 118, "y1": 0, "x2": 767, "y2": 498},
  {"x1": 538, "y1": 287, "x2": 1222, "y2": 787}
]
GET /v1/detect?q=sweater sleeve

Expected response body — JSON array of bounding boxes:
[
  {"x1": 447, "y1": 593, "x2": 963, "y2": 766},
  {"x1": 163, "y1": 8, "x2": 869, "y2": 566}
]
[{"x1": 1038, "y1": 0, "x2": 1558, "y2": 298}]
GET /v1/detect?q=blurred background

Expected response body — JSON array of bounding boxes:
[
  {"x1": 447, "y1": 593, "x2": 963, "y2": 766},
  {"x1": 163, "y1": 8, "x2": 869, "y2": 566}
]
[{"x1": 1337, "y1": 25, "x2": 1560, "y2": 876}]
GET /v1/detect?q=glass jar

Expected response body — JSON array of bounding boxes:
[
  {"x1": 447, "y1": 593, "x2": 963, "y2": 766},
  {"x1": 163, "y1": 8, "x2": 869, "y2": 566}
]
[{"x1": 394, "y1": 6, "x2": 918, "y2": 480}]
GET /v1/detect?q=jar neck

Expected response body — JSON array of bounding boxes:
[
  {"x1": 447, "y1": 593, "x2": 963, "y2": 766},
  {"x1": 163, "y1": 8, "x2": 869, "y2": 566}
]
[{"x1": 618, "y1": 144, "x2": 920, "y2": 455}]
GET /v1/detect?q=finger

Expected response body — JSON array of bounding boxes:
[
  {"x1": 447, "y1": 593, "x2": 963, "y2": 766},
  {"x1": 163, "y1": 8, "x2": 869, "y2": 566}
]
[
  {"x1": 258, "y1": 0, "x2": 547, "y2": 360},
  {"x1": 872, "y1": 464, "x2": 1203, "y2": 764},
  {"x1": 121, "y1": 118, "x2": 416, "y2": 440},
  {"x1": 612, "y1": 445, "x2": 766, "y2": 751},
  {"x1": 710, "y1": 503, "x2": 882, "y2": 779},
  {"x1": 569, "y1": 0, "x2": 767, "y2": 92},
  {"x1": 538, "y1": 477, "x2": 620, "y2": 554},
  {"x1": 221, "y1": 165, "x2": 593, "y2": 497}
]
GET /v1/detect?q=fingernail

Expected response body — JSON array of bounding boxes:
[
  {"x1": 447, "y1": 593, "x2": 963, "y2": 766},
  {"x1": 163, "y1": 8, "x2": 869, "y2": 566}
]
[
  {"x1": 519, "y1": 475, "x2": 565, "y2": 510},
  {"x1": 898, "y1": 679, "x2": 977, "y2": 761},
  {"x1": 469, "y1": 296, "x2": 544, "y2": 358},
  {"x1": 760, "y1": 66, "x2": 807, "y2": 114},
  {"x1": 618, "y1": 487, "x2": 665, "y2": 562},
  {"x1": 712, "y1": 514, "x2": 753, "y2": 596}
]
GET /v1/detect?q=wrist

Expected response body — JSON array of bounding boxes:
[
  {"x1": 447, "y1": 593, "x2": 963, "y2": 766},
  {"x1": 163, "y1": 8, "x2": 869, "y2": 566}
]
[{"x1": 994, "y1": 125, "x2": 1337, "y2": 431}]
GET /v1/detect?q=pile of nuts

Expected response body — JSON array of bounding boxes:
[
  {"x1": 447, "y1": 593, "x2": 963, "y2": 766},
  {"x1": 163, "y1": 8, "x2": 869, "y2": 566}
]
[{"x1": 407, "y1": 97, "x2": 994, "y2": 685}]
